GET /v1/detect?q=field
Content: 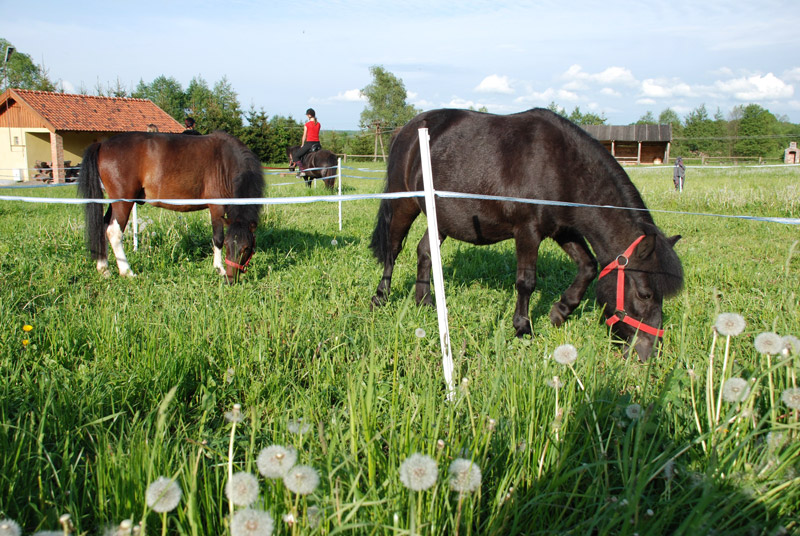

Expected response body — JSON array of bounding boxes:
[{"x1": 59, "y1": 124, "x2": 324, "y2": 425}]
[{"x1": 1, "y1": 164, "x2": 799, "y2": 535}]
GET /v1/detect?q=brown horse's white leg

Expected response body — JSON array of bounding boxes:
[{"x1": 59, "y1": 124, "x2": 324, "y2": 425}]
[
  {"x1": 212, "y1": 244, "x2": 226, "y2": 276},
  {"x1": 107, "y1": 219, "x2": 135, "y2": 277}
]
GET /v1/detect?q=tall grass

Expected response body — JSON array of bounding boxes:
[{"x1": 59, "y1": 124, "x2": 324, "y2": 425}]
[{"x1": 1, "y1": 164, "x2": 798, "y2": 535}]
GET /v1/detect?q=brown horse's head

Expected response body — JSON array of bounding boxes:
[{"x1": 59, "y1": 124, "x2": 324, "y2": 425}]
[
  {"x1": 223, "y1": 220, "x2": 257, "y2": 283},
  {"x1": 595, "y1": 233, "x2": 683, "y2": 361}
]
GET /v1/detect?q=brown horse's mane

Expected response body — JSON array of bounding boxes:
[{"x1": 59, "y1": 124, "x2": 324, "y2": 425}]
[{"x1": 207, "y1": 131, "x2": 264, "y2": 225}]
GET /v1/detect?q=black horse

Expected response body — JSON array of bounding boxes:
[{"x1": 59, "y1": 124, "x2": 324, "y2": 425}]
[
  {"x1": 287, "y1": 146, "x2": 338, "y2": 189},
  {"x1": 370, "y1": 108, "x2": 683, "y2": 361}
]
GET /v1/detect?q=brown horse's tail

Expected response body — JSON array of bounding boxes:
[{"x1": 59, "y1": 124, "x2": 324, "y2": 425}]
[
  {"x1": 77, "y1": 142, "x2": 106, "y2": 261},
  {"x1": 370, "y1": 197, "x2": 393, "y2": 264}
]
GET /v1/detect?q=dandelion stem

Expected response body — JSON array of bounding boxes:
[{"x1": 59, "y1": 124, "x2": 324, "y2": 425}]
[
  {"x1": 714, "y1": 334, "x2": 732, "y2": 425},
  {"x1": 687, "y1": 368, "x2": 708, "y2": 453},
  {"x1": 567, "y1": 363, "x2": 605, "y2": 457},
  {"x1": 228, "y1": 416, "x2": 237, "y2": 516}
]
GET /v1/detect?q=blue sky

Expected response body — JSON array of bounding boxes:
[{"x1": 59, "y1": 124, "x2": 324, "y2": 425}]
[{"x1": 3, "y1": 0, "x2": 799, "y2": 129}]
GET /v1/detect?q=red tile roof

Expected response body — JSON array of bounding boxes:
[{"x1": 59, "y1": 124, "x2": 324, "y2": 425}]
[{"x1": 4, "y1": 89, "x2": 184, "y2": 133}]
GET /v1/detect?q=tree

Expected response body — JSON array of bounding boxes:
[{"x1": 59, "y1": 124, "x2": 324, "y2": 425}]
[
  {"x1": 132, "y1": 75, "x2": 186, "y2": 121},
  {"x1": 359, "y1": 65, "x2": 420, "y2": 131},
  {"x1": 546, "y1": 101, "x2": 566, "y2": 117},
  {"x1": 636, "y1": 111, "x2": 656, "y2": 125},
  {"x1": 205, "y1": 76, "x2": 243, "y2": 135},
  {"x1": 658, "y1": 108, "x2": 685, "y2": 156},
  {"x1": 185, "y1": 76, "x2": 213, "y2": 131},
  {"x1": 1, "y1": 38, "x2": 56, "y2": 92},
  {"x1": 683, "y1": 104, "x2": 721, "y2": 155},
  {"x1": 568, "y1": 106, "x2": 606, "y2": 125},
  {"x1": 734, "y1": 104, "x2": 779, "y2": 157}
]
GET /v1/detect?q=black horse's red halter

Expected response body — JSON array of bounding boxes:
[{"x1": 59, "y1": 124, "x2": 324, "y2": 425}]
[
  {"x1": 225, "y1": 251, "x2": 253, "y2": 273},
  {"x1": 598, "y1": 235, "x2": 665, "y2": 338}
]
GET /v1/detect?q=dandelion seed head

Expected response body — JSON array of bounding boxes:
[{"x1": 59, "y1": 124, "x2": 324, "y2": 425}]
[
  {"x1": 0, "y1": 521, "x2": 21, "y2": 536},
  {"x1": 145, "y1": 476, "x2": 182, "y2": 513},
  {"x1": 32, "y1": 531, "x2": 61, "y2": 536},
  {"x1": 282, "y1": 513, "x2": 296, "y2": 526},
  {"x1": 436, "y1": 439, "x2": 445, "y2": 450},
  {"x1": 226, "y1": 472, "x2": 260, "y2": 506},
  {"x1": 307, "y1": 506, "x2": 321, "y2": 529},
  {"x1": 714, "y1": 313, "x2": 745, "y2": 336},
  {"x1": 231, "y1": 508, "x2": 274, "y2": 536},
  {"x1": 547, "y1": 376, "x2": 563, "y2": 389},
  {"x1": 330, "y1": 238, "x2": 338, "y2": 246},
  {"x1": 766, "y1": 431, "x2": 786, "y2": 451},
  {"x1": 722, "y1": 377, "x2": 751, "y2": 403},
  {"x1": 283, "y1": 465, "x2": 320, "y2": 495},
  {"x1": 448, "y1": 458, "x2": 482, "y2": 494},
  {"x1": 399, "y1": 453, "x2": 438, "y2": 491},
  {"x1": 754, "y1": 332, "x2": 783, "y2": 355},
  {"x1": 625, "y1": 403, "x2": 643, "y2": 420},
  {"x1": 257, "y1": 445, "x2": 298, "y2": 479},
  {"x1": 225, "y1": 403, "x2": 244, "y2": 423},
  {"x1": 225, "y1": 368, "x2": 235, "y2": 384},
  {"x1": 781, "y1": 388, "x2": 800, "y2": 410},
  {"x1": 553, "y1": 344, "x2": 578, "y2": 365},
  {"x1": 287, "y1": 418, "x2": 310, "y2": 435},
  {"x1": 414, "y1": 328, "x2": 426, "y2": 338},
  {"x1": 782, "y1": 335, "x2": 800, "y2": 356},
  {"x1": 663, "y1": 459, "x2": 676, "y2": 480}
]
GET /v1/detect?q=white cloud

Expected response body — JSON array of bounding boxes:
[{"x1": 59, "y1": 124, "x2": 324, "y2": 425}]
[
  {"x1": 714, "y1": 72, "x2": 793, "y2": 100},
  {"x1": 562, "y1": 64, "x2": 637, "y2": 87},
  {"x1": 636, "y1": 98, "x2": 657, "y2": 105},
  {"x1": 640, "y1": 78, "x2": 694, "y2": 98},
  {"x1": 783, "y1": 67, "x2": 800, "y2": 82},
  {"x1": 331, "y1": 89, "x2": 365, "y2": 102},
  {"x1": 475, "y1": 74, "x2": 514, "y2": 94},
  {"x1": 600, "y1": 87, "x2": 621, "y2": 97},
  {"x1": 514, "y1": 88, "x2": 579, "y2": 105}
]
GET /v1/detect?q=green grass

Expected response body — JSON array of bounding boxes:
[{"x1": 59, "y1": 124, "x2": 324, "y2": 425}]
[{"x1": 1, "y1": 164, "x2": 799, "y2": 535}]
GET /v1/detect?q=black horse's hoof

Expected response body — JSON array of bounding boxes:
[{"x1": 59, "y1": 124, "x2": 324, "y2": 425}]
[
  {"x1": 370, "y1": 295, "x2": 386, "y2": 310},
  {"x1": 549, "y1": 301, "x2": 570, "y2": 327}
]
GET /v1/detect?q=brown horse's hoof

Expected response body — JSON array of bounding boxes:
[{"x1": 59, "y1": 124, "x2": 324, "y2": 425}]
[{"x1": 549, "y1": 301, "x2": 570, "y2": 327}]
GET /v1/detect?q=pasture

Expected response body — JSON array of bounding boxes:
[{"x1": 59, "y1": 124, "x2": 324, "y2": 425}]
[{"x1": 1, "y1": 164, "x2": 799, "y2": 535}]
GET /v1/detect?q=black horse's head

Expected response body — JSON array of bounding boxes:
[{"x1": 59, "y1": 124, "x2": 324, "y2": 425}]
[
  {"x1": 223, "y1": 220, "x2": 257, "y2": 283},
  {"x1": 594, "y1": 233, "x2": 683, "y2": 361}
]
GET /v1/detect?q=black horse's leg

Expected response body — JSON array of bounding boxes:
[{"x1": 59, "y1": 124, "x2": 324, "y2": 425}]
[
  {"x1": 512, "y1": 229, "x2": 542, "y2": 337},
  {"x1": 414, "y1": 228, "x2": 446, "y2": 306},
  {"x1": 209, "y1": 206, "x2": 227, "y2": 276},
  {"x1": 372, "y1": 199, "x2": 420, "y2": 307},
  {"x1": 106, "y1": 201, "x2": 135, "y2": 277},
  {"x1": 549, "y1": 230, "x2": 598, "y2": 326}
]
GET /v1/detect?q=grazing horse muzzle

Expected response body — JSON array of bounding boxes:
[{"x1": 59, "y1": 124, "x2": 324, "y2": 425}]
[{"x1": 598, "y1": 235, "x2": 665, "y2": 361}]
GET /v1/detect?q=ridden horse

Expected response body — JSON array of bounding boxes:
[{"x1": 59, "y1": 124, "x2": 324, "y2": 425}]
[
  {"x1": 287, "y1": 146, "x2": 338, "y2": 189},
  {"x1": 78, "y1": 131, "x2": 264, "y2": 282},
  {"x1": 370, "y1": 108, "x2": 683, "y2": 361}
]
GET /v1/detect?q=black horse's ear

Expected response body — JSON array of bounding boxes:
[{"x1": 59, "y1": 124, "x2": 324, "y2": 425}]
[
  {"x1": 636, "y1": 234, "x2": 657, "y2": 259},
  {"x1": 668, "y1": 235, "x2": 681, "y2": 247}
]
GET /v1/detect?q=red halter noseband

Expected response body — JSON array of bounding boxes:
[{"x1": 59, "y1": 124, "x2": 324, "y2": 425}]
[
  {"x1": 598, "y1": 235, "x2": 665, "y2": 338},
  {"x1": 225, "y1": 251, "x2": 253, "y2": 273}
]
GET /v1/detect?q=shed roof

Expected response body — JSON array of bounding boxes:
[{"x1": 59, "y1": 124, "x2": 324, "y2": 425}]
[
  {"x1": 0, "y1": 89, "x2": 184, "y2": 133},
  {"x1": 581, "y1": 124, "x2": 672, "y2": 142}
]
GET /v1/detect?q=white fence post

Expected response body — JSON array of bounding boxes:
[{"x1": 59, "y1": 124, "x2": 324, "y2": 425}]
[
  {"x1": 132, "y1": 203, "x2": 139, "y2": 251},
  {"x1": 338, "y1": 157, "x2": 343, "y2": 231},
  {"x1": 418, "y1": 128, "x2": 455, "y2": 400}
]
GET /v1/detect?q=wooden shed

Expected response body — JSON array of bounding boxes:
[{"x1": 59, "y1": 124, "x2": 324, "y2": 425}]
[
  {"x1": 581, "y1": 124, "x2": 673, "y2": 165},
  {"x1": 0, "y1": 89, "x2": 183, "y2": 183}
]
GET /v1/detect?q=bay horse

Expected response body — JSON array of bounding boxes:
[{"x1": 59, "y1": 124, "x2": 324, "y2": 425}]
[
  {"x1": 78, "y1": 131, "x2": 264, "y2": 282},
  {"x1": 370, "y1": 108, "x2": 683, "y2": 361},
  {"x1": 287, "y1": 146, "x2": 338, "y2": 189}
]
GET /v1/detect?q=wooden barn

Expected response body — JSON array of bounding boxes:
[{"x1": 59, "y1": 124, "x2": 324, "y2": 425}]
[
  {"x1": 581, "y1": 124, "x2": 673, "y2": 165},
  {"x1": 0, "y1": 89, "x2": 183, "y2": 183}
]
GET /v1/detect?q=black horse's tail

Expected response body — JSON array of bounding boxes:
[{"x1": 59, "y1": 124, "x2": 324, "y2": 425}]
[
  {"x1": 77, "y1": 142, "x2": 105, "y2": 261},
  {"x1": 370, "y1": 197, "x2": 393, "y2": 264}
]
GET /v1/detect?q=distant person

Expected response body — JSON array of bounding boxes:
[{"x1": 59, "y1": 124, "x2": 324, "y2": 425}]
[
  {"x1": 147, "y1": 124, "x2": 159, "y2": 132},
  {"x1": 673, "y1": 156, "x2": 685, "y2": 192},
  {"x1": 292, "y1": 108, "x2": 322, "y2": 167},
  {"x1": 183, "y1": 117, "x2": 201, "y2": 135}
]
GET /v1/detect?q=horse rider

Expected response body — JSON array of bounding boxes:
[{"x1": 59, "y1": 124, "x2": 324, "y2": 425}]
[{"x1": 292, "y1": 108, "x2": 322, "y2": 168}]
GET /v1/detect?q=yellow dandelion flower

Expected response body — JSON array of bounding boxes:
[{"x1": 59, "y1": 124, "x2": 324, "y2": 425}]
[
  {"x1": 22, "y1": 339, "x2": 30, "y2": 346},
  {"x1": 23, "y1": 325, "x2": 33, "y2": 332}
]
